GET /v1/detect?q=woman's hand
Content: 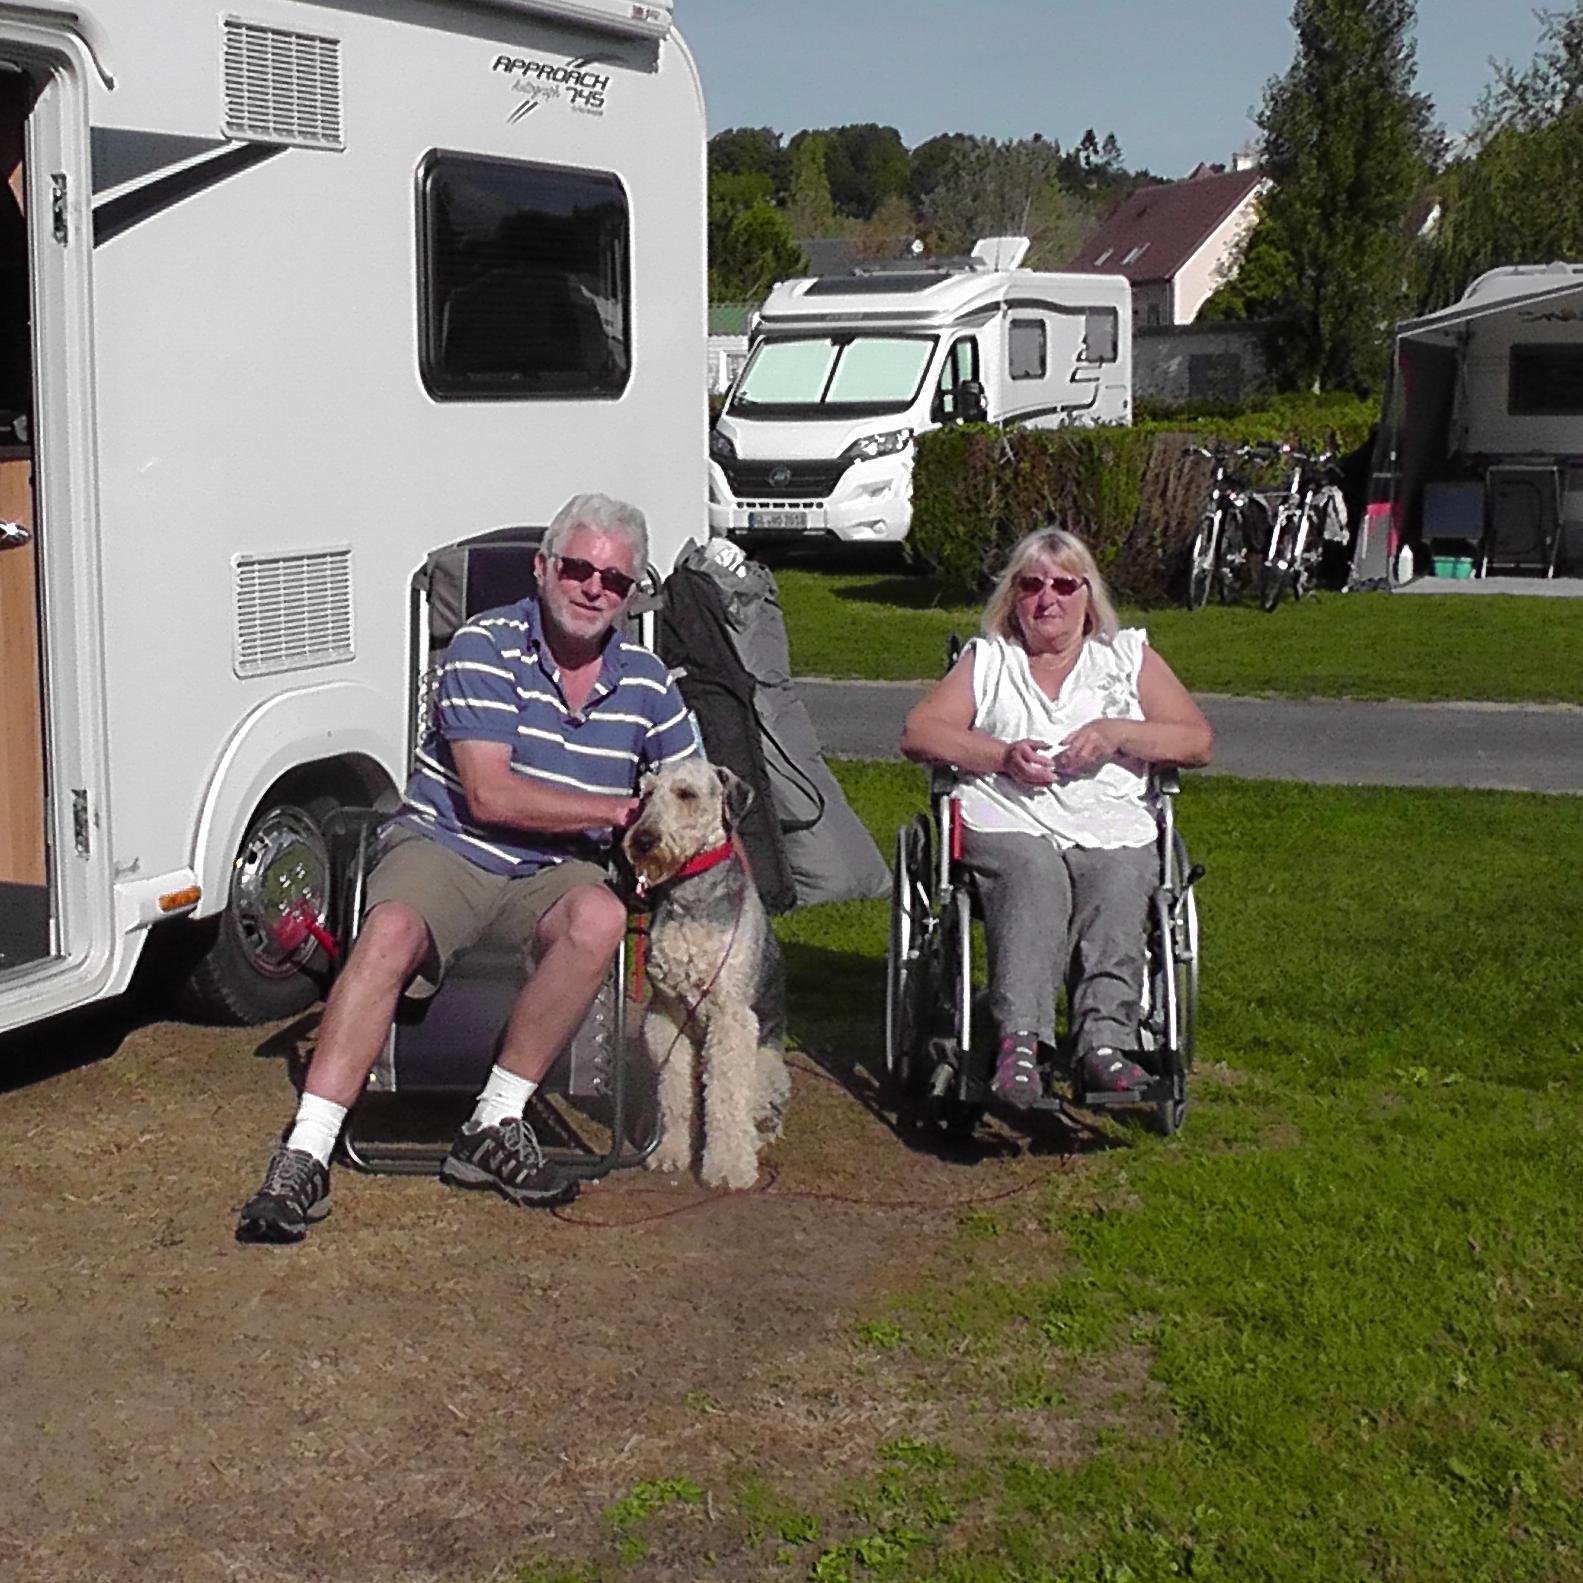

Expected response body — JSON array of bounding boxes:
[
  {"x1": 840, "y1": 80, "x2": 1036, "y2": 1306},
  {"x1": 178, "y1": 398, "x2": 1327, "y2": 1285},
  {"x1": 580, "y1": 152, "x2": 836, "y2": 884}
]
[
  {"x1": 1053, "y1": 719, "x2": 1124, "y2": 777},
  {"x1": 1000, "y1": 738, "x2": 1056, "y2": 787}
]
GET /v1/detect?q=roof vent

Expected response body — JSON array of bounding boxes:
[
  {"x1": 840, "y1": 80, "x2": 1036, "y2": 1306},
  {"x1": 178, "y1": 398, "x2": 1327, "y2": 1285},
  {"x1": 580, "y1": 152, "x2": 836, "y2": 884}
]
[
  {"x1": 222, "y1": 18, "x2": 344, "y2": 150},
  {"x1": 234, "y1": 548, "x2": 355, "y2": 677}
]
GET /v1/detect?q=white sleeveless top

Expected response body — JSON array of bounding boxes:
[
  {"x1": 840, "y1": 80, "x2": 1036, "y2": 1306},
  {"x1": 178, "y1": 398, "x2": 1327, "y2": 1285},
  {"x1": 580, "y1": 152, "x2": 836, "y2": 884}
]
[{"x1": 957, "y1": 630, "x2": 1156, "y2": 851}]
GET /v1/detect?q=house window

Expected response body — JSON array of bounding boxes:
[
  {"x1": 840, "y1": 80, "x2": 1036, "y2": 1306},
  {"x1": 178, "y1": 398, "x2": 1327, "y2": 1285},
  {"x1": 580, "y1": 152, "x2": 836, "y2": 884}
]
[
  {"x1": 1092, "y1": 247, "x2": 1113, "y2": 267},
  {"x1": 1083, "y1": 308, "x2": 1120, "y2": 362},
  {"x1": 419, "y1": 151, "x2": 631, "y2": 400},
  {"x1": 1121, "y1": 242, "x2": 1150, "y2": 266},
  {"x1": 1008, "y1": 318, "x2": 1046, "y2": 380}
]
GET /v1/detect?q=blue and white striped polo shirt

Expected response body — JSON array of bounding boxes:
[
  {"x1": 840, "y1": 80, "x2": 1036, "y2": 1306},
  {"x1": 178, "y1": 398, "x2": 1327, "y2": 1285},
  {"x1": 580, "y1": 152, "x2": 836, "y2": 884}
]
[{"x1": 392, "y1": 596, "x2": 699, "y2": 876}]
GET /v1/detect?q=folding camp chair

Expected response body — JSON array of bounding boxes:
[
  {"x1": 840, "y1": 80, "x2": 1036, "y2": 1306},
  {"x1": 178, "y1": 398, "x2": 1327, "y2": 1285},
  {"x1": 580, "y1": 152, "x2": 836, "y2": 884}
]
[{"x1": 338, "y1": 525, "x2": 659, "y2": 1178}]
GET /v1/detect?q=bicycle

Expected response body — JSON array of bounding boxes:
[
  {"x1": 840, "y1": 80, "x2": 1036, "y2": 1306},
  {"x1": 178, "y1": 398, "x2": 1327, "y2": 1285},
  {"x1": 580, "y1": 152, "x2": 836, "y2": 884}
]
[
  {"x1": 1258, "y1": 449, "x2": 1345, "y2": 611},
  {"x1": 1183, "y1": 443, "x2": 1287, "y2": 610}
]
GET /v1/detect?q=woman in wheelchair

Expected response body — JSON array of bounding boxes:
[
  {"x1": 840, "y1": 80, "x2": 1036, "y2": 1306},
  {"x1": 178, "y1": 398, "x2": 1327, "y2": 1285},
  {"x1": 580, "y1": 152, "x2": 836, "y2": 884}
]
[{"x1": 900, "y1": 527, "x2": 1212, "y2": 1109}]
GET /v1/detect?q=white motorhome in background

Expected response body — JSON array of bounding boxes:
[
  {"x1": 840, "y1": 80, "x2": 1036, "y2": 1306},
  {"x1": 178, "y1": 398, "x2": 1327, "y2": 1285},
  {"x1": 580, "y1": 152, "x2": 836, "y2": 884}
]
[
  {"x1": 1352, "y1": 262, "x2": 1583, "y2": 586},
  {"x1": 707, "y1": 237, "x2": 1132, "y2": 546},
  {"x1": 0, "y1": 0, "x2": 705, "y2": 1037}
]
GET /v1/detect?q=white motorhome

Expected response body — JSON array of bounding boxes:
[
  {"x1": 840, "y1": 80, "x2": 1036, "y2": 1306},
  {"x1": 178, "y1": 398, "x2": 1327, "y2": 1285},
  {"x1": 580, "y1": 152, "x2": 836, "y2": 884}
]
[
  {"x1": 1351, "y1": 262, "x2": 1583, "y2": 586},
  {"x1": 706, "y1": 237, "x2": 1132, "y2": 546},
  {"x1": 0, "y1": 0, "x2": 705, "y2": 1036}
]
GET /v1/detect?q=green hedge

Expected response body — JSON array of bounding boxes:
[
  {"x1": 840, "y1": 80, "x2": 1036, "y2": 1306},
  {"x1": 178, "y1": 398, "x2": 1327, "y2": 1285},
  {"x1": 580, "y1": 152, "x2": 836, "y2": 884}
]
[{"x1": 907, "y1": 393, "x2": 1376, "y2": 603}]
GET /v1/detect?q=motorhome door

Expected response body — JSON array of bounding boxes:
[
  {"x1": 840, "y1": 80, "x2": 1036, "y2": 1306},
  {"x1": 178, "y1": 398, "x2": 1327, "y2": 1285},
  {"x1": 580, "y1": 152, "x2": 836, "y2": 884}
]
[{"x1": 0, "y1": 28, "x2": 111, "y2": 1029}]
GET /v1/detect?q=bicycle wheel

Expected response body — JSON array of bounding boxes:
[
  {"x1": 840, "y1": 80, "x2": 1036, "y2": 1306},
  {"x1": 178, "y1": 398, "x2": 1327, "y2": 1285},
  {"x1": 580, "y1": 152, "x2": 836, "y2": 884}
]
[
  {"x1": 1186, "y1": 512, "x2": 1218, "y2": 610},
  {"x1": 1215, "y1": 514, "x2": 1246, "y2": 605},
  {"x1": 1259, "y1": 510, "x2": 1296, "y2": 611},
  {"x1": 1288, "y1": 512, "x2": 1314, "y2": 600}
]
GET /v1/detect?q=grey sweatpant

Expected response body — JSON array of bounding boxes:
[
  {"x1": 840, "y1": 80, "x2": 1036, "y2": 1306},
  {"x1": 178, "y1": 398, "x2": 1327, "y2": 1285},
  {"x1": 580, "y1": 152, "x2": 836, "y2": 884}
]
[{"x1": 961, "y1": 827, "x2": 1156, "y2": 1055}]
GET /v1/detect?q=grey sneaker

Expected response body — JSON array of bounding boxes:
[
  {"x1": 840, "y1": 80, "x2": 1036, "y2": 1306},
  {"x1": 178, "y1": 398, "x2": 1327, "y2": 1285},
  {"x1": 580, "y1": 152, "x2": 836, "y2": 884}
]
[
  {"x1": 237, "y1": 1146, "x2": 330, "y2": 1244},
  {"x1": 991, "y1": 1032, "x2": 1042, "y2": 1109},
  {"x1": 1083, "y1": 1047, "x2": 1151, "y2": 1093},
  {"x1": 440, "y1": 1116, "x2": 578, "y2": 1208}
]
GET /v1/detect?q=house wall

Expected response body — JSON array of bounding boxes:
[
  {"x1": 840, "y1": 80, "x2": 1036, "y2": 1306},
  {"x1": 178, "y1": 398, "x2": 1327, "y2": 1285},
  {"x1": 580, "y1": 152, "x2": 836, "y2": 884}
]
[
  {"x1": 1175, "y1": 180, "x2": 1268, "y2": 324},
  {"x1": 1133, "y1": 320, "x2": 1279, "y2": 406},
  {"x1": 1131, "y1": 280, "x2": 1174, "y2": 329},
  {"x1": 707, "y1": 333, "x2": 749, "y2": 394}
]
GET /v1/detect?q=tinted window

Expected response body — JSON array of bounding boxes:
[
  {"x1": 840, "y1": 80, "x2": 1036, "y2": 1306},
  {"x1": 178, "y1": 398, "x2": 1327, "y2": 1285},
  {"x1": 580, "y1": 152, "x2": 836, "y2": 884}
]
[
  {"x1": 1509, "y1": 344, "x2": 1583, "y2": 415},
  {"x1": 1008, "y1": 318, "x2": 1046, "y2": 380},
  {"x1": 420, "y1": 152, "x2": 629, "y2": 400},
  {"x1": 1084, "y1": 308, "x2": 1119, "y2": 362}
]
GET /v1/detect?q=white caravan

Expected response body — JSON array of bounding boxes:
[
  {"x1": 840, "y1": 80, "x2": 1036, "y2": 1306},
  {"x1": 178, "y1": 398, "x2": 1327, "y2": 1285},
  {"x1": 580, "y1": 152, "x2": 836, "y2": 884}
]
[
  {"x1": 1351, "y1": 262, "x2": 1583, "y2": 586},
  {"x1": 0, "y1": 0, "x2": 705, "y2": 1036},
  {"x1": 707, "y1": 238, "x2": 1132, "y2": 546}
]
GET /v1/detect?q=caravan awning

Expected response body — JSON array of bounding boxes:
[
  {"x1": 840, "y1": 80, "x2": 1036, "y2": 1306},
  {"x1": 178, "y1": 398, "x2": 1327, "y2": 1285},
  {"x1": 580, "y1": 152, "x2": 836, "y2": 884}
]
[{"x1": 1397, "y1": 278, "x2": 1583, "y2": 344}]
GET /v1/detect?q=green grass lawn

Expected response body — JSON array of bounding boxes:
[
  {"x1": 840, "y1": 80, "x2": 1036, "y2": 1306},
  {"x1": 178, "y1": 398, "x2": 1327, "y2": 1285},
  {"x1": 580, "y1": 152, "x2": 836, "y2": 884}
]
[
  {"x1": 523, "y1": 769, "x2": 1583, "y2": 1582},
  {"x1": 776, "y1": 565, "x2": 1583, "y2": 704}
]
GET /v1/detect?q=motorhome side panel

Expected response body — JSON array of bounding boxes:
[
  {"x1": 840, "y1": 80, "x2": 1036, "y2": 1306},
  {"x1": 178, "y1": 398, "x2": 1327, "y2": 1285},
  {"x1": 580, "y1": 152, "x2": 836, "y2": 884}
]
[{"x1": 76, "y1": 2, "x2": 702, "y2": 1011}]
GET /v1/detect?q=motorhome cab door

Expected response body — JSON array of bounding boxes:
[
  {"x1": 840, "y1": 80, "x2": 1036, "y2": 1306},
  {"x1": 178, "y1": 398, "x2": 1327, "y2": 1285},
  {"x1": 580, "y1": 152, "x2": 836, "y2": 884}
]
[{"x1": 0, "y1": 26, "x2": 111, "y2": 1032}]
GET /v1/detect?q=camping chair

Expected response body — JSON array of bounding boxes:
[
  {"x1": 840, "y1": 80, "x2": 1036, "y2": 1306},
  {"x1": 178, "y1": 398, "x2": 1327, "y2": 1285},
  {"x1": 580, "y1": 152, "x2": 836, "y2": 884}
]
[{"x1": 338, "y1": 525, "x2": 660, "y2": 1178}]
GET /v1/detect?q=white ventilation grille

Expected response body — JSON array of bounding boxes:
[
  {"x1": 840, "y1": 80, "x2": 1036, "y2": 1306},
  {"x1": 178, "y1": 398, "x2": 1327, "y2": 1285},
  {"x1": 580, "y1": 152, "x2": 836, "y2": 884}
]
[
  {"x1": 234, "y1": 549, "x2": 355, "y2": 678},
  {"x1": 222, "y1": 18, "x2": 344, "y2": 150}
]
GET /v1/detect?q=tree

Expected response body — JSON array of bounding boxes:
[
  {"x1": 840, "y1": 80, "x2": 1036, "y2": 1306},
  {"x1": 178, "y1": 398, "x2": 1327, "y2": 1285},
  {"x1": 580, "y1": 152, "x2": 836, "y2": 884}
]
[
  {"x1": 908, "y1": 132, "x2": 975, "y2": 207},
  {"x1": 709, "y1": 199, "x2": 806, "y2": 301},
  {"x1": 784, "y1": 132, "x2": 837, "y2": 237},
  {"x1": 1420, "y1": 5, "x2": 1583, "y2": 307},
  {"x1": 1253, "y1": 0, "x2": 1443, "y2": 390},
  {"x1": 707, "y1": 127, "x2": 788, "y2": 199},
  {"x1": 792, "y1": 124, "x2": 910, "y2": 218},
  {"x1": 922, "y1": 137, "x2": 1089, "y2": 268}
]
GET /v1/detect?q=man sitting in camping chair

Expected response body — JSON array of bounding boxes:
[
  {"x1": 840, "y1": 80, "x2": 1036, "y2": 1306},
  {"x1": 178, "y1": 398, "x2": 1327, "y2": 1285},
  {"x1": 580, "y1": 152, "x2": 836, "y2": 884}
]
[{"x1": 237, "y1": 493, "x2": 699, "y2": 1243}]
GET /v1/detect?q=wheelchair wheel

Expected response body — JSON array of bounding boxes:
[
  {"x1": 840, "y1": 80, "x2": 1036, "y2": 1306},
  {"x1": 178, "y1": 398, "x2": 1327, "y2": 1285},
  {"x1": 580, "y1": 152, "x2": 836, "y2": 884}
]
[
  {"x1": 924, "y1": 886, "x2": 984, "y2": 1139},
  {"x1": 1171, "y1": 832, "x2": 1200, "y2": 1073},
  {"x1": 1146, "y1": 890, "x2": 1191, "y2": 1136},
  {"x1": 885, "y1": 817, "x2": 934, "y2": 1088}
]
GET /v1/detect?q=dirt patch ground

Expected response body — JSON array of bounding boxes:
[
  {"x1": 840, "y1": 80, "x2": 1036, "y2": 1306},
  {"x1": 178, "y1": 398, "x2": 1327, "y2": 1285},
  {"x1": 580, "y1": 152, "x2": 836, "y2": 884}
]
[{"x1": 0, "y1": 1005, "x2": 1134, "y2": 1583}]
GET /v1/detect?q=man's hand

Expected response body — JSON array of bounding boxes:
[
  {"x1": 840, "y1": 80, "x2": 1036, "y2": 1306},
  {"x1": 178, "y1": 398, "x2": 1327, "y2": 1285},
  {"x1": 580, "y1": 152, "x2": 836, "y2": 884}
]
[
  {"x1": 1001, "y1": 738, "x2": 1056, "y2": 787},
  {"x1": 1053, "y1": 719, "x2": 1124, "y2": 777}
]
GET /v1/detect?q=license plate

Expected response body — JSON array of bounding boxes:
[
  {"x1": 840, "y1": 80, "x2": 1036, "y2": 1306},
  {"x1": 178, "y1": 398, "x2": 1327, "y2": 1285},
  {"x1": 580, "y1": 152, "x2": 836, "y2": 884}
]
[{"x1": 747, "y1": 510, "x2": 808, "y2": 530}]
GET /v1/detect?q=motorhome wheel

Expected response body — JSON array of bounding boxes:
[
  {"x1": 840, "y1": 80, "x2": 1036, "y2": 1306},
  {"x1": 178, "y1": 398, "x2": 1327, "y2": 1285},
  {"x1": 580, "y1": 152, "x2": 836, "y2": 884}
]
[{"x1": 174, "y1": 798, "x2": 336, "y2": 1024}]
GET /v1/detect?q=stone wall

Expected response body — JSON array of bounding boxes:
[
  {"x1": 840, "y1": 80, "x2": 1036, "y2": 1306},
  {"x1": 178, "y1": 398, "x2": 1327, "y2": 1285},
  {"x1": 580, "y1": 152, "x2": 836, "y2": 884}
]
[{"x1": 1133, "y1": 318, "x2": 1284, "y2": 406}]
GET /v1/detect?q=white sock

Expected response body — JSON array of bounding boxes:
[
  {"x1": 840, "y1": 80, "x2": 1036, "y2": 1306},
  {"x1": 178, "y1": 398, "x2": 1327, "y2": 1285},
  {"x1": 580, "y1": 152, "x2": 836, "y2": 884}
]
[
  {"x1": 285, "y1": 1093, "x2": 348, "y2": 1167},
  {"x1": 469, "y1": 1065, "x2": 538, "y2": 1129}
]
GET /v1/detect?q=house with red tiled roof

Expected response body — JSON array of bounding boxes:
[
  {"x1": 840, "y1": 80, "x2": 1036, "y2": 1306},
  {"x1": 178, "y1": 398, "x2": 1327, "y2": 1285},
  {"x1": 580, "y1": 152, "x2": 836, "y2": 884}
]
[{"x1": 1065, "y1": 162, "x2": 1268, "y2": 328}]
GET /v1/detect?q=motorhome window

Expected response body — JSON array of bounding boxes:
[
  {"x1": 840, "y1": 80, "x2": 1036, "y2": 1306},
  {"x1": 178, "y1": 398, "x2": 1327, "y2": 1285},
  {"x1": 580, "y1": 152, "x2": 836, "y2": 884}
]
[
  {"x1": 1082, "y1": 308, "x2": 1119, "y2": 363},
  {"x1": 1008, "y1": 318, "x2": 1046, "y2": 380},
  {"x1": 1509, "y1": 345, "x2": 1583, "y2": 416},
  {"x1": 934, "y1": 337, "x2": 980, "y2": 421},
  {"x1": 419, "y1": 152, "x2": 629, "y2": 399},
  {"x1": 730, "y1": 335, "x2": 935, "y2": 417}
]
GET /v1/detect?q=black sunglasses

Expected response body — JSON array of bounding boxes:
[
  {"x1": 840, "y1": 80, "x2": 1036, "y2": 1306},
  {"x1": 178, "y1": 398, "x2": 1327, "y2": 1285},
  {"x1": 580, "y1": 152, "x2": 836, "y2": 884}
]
[
  {"x1": 1015, "y1": 571, "x2": 1086, "y2": 598},
  {"x1": 552, "y1": 553, "x2": 637, "y2": 599}
]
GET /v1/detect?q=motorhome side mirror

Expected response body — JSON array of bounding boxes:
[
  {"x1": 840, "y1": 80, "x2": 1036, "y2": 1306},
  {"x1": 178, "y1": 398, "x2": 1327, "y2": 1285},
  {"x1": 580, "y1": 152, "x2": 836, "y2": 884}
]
[{"x1": 958, "y1": 380, "x2": 988, "y2": 424}]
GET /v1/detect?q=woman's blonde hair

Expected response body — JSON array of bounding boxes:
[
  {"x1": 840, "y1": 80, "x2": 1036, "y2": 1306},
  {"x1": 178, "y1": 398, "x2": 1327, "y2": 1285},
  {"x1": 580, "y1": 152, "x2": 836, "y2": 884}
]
[{"x1": 981, "y1": 527, "x2": 1120, "y2": 645}]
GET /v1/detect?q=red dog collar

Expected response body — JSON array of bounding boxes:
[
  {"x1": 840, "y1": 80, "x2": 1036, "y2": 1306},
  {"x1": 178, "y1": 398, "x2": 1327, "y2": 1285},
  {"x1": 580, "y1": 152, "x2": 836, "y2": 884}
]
[{"x1": 670, "y1": 840, "x2": 735, "y2": 882}]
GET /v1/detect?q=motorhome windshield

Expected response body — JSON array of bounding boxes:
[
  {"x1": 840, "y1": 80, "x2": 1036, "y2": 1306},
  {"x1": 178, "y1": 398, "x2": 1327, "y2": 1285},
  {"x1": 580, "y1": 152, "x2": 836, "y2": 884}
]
[{"x1": 729, "y1": 335, "x2": 936, "y2": 417}]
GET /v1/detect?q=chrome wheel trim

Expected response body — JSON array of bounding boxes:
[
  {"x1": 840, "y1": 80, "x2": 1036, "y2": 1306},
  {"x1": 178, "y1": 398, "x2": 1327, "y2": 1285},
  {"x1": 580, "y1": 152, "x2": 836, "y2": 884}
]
[{"x1": 231, "y1": 806, "x2": 331, "y2": 979}]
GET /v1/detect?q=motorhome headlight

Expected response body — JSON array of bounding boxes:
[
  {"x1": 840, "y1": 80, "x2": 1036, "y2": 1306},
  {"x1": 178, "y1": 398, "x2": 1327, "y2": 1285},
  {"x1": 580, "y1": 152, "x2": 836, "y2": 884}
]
[
  {"x1": 841, "y1": 427, "x2": 913, "y2": 462},
  {"x1": 709, "y1": 427, "x2": 737, "y2": 461}
]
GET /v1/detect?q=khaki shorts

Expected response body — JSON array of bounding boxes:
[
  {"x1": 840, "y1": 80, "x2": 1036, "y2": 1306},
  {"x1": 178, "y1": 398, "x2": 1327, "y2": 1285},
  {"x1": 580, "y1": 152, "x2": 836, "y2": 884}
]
[{"x1": 363, "y1": 828, "x2": 613, "y2": 998}]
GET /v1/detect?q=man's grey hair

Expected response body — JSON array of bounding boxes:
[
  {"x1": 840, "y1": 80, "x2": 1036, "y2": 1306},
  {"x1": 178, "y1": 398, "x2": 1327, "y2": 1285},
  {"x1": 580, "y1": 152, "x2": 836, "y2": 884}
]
[{"x1": 543, "y1": 492, "x2": 650, "y2": 575}]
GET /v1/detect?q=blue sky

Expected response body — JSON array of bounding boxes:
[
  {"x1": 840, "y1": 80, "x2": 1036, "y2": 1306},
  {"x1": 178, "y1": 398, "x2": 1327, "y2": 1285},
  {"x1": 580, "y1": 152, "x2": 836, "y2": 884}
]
[{"x1": 678, "y1": 0, "x2": 1543, "y2": 178}]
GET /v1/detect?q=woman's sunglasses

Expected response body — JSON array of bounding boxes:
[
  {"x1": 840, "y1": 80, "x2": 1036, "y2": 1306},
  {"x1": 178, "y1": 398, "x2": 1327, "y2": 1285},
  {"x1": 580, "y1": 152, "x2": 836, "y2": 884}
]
[
  {"x1": 1015, "y1": 571, "x2": 1087, "y2": 598},
  {"x1": 552, "y1": 553, "x2": 637, "y2": 599}
]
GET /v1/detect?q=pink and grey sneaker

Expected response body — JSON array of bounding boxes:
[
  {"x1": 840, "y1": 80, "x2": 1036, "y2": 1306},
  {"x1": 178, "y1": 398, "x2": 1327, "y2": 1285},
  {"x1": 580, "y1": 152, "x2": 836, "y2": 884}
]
[
  {"x1": 991, "y1": 1032, "x2": 1042, "y2": 1110},
  {"x1": 1083, "y1": 1047, "x2": 1151, "y2": 1093}
]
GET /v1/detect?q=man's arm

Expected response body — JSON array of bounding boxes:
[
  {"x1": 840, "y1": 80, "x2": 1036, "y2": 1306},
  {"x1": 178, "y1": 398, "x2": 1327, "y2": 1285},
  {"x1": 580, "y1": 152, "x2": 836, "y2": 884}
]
[{"x1": 451, "y1": 739, "x2": 636, "y2": 834}]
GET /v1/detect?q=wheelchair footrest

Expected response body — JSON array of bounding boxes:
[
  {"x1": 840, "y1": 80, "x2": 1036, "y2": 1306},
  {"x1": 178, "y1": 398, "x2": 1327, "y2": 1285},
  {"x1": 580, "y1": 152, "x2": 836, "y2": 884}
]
[
  {"x1": 958, "y1": 1078, "x2": 1068, "y2": 1114},
  {"x1": 1078, "y1": 1076, "x2": 1177, "y2": 1109}
]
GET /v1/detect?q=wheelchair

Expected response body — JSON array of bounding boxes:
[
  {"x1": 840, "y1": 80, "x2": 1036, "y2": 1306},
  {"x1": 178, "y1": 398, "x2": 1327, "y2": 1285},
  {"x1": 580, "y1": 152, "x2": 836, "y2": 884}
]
[
  {"x1": 884, "y1": 656, "x2": 1204, "y2": 1139},
  {"x1": 318, "y1": 526, "x2": 660, "y2": 1179}
]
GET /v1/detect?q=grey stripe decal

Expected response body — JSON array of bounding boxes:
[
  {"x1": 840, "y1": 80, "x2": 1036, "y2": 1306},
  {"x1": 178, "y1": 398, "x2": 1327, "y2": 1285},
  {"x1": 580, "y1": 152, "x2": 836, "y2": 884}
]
[
  {"x1": 93, "y1": 142, "x2": 287, "y2": 246},
  {"x1": 90, "y1": 127, "x2": 229, "y2": 194}
]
